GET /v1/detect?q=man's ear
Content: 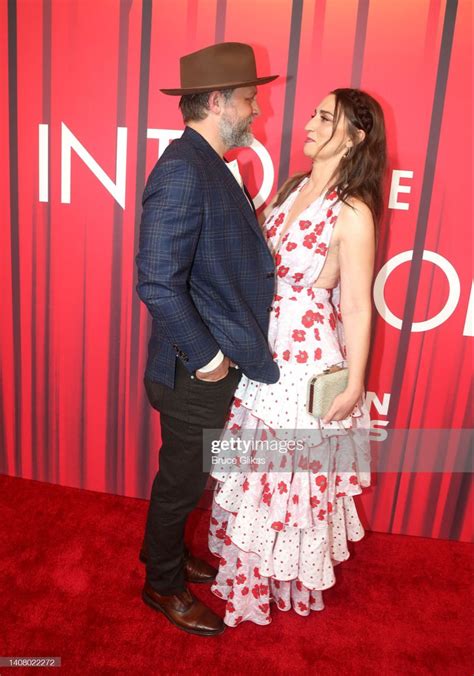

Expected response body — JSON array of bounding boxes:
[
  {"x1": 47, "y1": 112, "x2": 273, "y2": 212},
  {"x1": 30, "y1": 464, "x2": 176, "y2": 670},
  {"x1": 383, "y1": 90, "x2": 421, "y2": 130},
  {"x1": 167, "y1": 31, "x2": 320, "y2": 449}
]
[{"x1": 208, "y1": 90, "x2": 224, "y2": 114}]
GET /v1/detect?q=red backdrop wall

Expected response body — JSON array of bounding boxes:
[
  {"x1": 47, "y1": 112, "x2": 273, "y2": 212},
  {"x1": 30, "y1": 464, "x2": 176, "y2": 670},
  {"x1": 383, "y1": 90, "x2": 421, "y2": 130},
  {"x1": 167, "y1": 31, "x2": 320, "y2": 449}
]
[{"x1": 0, "y1": 0, "x2": 472, "y2": 542}]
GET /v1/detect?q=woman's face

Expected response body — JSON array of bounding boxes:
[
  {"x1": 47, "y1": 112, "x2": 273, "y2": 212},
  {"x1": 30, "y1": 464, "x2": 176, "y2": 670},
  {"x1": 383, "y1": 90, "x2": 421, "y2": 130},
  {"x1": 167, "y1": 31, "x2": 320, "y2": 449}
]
[{"x1": 303, "y1": 94, "x2": 349, "y2": 161}]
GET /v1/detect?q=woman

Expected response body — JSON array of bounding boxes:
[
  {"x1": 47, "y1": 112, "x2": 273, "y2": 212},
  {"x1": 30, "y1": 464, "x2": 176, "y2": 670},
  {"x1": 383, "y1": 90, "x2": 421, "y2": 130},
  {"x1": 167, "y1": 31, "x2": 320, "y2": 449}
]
[{"x1": 208, "y1": 88, "x2": 387, "y2": 626}]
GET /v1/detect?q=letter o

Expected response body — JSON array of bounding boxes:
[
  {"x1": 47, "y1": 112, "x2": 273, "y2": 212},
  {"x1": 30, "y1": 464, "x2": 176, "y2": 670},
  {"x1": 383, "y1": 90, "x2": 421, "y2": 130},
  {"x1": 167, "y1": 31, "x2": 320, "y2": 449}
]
[
  {"x1": 249, "y1": 138, "x2": 274, "y2": 209},
  {"x1": 373, "y1": 250, "x2": 460, "y2": 331}
]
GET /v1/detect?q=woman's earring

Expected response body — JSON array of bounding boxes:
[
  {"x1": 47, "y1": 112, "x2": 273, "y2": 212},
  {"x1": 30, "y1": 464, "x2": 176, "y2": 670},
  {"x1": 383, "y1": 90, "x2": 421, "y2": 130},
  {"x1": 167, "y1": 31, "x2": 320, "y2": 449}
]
[{"x1": 344, "y1": 146, "x2": 353, "y2": 158}]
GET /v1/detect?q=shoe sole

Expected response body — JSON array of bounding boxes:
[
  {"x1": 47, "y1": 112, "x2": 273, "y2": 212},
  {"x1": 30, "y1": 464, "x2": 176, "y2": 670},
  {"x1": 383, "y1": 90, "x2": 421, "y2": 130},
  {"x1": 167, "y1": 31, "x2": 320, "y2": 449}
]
[
  {"x1": 141, "y1": 590, "x2": 225, "y2": 637},
  {"x1": 139, "y1": 553, "x2": 217, "y2": 585}
]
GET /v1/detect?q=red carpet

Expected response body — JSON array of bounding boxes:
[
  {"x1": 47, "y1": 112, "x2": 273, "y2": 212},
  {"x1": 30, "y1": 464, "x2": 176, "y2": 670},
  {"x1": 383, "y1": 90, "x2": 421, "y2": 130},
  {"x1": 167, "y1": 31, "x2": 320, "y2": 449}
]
[{"x1": 1, "y1": 474, "x2": 472, "y2": 675}]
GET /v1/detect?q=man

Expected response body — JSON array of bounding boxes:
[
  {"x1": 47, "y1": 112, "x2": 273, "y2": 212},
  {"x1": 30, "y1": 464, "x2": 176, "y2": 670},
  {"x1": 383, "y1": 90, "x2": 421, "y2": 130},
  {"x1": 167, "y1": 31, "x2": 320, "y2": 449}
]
[{"x1": 135, "y1": 42, "x2": 279, "y2": 636}]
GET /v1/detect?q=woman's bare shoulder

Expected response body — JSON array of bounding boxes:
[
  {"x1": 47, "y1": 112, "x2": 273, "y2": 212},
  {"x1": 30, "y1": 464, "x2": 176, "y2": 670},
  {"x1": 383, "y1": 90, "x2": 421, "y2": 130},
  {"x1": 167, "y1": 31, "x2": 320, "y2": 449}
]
[{"x1": 336, "y1": 197, "x2": 374, "y2": 243}]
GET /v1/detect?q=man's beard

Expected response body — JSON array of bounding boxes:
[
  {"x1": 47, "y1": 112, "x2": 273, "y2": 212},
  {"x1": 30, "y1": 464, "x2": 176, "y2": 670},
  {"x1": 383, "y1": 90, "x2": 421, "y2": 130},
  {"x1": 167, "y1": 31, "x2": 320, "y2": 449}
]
[{"x1": 219, "y1": 112, "x2": 254, "y2": 148}]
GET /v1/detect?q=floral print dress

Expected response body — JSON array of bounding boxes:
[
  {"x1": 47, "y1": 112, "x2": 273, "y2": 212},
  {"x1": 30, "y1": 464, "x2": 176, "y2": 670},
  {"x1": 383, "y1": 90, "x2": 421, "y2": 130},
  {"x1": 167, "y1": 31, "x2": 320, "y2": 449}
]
[{"x1": 208, "y1": 177, "x2": 371, "y2": 626}]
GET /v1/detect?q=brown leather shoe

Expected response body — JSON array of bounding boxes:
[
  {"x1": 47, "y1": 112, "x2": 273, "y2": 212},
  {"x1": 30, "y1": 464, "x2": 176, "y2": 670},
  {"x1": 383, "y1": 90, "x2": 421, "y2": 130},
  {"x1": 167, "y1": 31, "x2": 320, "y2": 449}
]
[
  {"x1": 139, "y1": 545, "x2": 217, "y2": 584},
  {"x1": 142, "y1": 582, "x2": 225, "y2": 636}
]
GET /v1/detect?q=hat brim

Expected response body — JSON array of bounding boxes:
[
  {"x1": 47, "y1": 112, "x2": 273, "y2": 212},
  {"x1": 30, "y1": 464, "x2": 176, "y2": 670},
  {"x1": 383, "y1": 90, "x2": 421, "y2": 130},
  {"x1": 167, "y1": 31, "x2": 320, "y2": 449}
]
[{"x1": 160, "y1": 74, "x2": 279, "y2": 96}]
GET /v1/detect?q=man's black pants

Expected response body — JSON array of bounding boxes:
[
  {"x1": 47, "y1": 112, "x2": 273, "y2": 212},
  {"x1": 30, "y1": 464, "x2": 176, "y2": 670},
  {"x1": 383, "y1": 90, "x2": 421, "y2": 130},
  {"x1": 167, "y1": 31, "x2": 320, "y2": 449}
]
[{"x1": 143, "y1": 359, "x2": 241, "y2": 595}]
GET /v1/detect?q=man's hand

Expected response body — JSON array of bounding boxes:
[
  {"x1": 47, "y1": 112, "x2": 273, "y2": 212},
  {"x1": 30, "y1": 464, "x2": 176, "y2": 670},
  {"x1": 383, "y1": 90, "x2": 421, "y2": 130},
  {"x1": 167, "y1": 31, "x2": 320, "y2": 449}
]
[{"x1": 195, "y1": 356, "x2": 231, "y2": 382}]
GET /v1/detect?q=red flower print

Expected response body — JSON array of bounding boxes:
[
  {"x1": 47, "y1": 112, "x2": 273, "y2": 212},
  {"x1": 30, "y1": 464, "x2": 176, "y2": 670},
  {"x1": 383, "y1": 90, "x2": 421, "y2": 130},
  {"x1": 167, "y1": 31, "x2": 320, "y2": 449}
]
[
  {"x1": 226, "y1": 578, "x2": 233, "y2": 586},
  {"x1": 278, "y1": 598, "x2": 286, "y2": 609},
  {"x1": 252, "y1": 584, "x2": 261, "y2": 598},
  {"x1": 310, "y1": 496, "x2": 320, "y2": 508},
  {"x1": 274, "y1": 213, "x2": 285, "y2": 227},
  {"x1": 236, "y1": 558, "x2": 242, "y2": 568},
  {"x1": 336, "y1": 491, "x2": 347, "y2": 498},
  {"x1": 296, "y1": 580, "x2": 303, "y2": 591},
  {"x1": 274, "y1": 294, "x2": 282, "y2": 301},
  {"x1": 277, "y1": 265, "x2": 289, "y2": 278},
  {"x1": 315, "y1": 221, "x2": 325, "y2": 236},
  {"x1": 299, "y1": 220, "x2": 311, "y2": 230},
  {"x1": 214, "y1": 589, "x2": 223, "y2": 598},
  {"x1": 328, "y1": 501, "x2": 333, "y2": 513},
  {"x1": 329, "y1": 313, "x2": 337, "y2": 330},
  {"x1": 292, "y1": 494, "x2": 299, "y2": 504},
  {"x1": 230, "y1": 423, "x2": 241, "y2": 433},
  {"x1": 285, "y1": 511, "x2": 291, "y2": 523},
  {"x1": 292, "y1": 329, "x2": 306, "y2": 342},
  {"x1": 215, "y1": 528, "x2": 226, "y2": 540},
  {"x1": 260, "y1": 473, "x2": 267, "y2": 485},
  {"x1": 315, "y1": 475, "x2": 328, "y2": 492},
  {"x1": 224, "y1": 535, "x2": 232, "y2": 546},
  {"x1": 241, "y1": 586, "x2": 249, "y2": 596},
  {"x1": 271, "y1": 521, "x2": 284, "y2": 531},
  {"x1": 317, "y1": 509, "x2": 326, "y2": 521},
  {"x1": 298, "y1": 602, "x2": 309, "y2": 612},
  {"x1": 273, "y1": 580, "x2": 280, "y2": 588},
  {"x1": 292, "y1": 285, "x2": 303, "y2": 293},
  {"x1": 261, "y1": 430, "x2": 267, "y2": 441},
  {"x1": 272, "y1": 351, "x2": 278, "y2": 359},
  {"x1": 327, "y1": 190, "x2": 337, "y2": 200},
  {"x1": 278, "y1": 481, "x2": 288, "y2": 494},
  {"x1": 282, "y1": 350, "x2": 290, "y2": 361},
  {"x1": 228, "y1": 590, "x2": 234, "y2": 599},
  {"x1": 226, "y1": 601, "x2": 236, "y2": 613},
  {"x1": 327, "y1": 208, "x2": 333, "y2": 218},
  {"x1": 263, "y1": 482, "x2": 271, "y2": 494},
  {"x1": 309, "y1": 460, "x2": 322, "y2": 473},
  {"x1": 234, "y1": 398, "x2": 242, "y2": 408},
  {"x1": 293, "y1": 272, "x2": 304, "y2": 283},
  {"x1": 314, "y1": 328, "x2": 321, "y2": 341},
  {"x1": 349, "y1": 475, "x2": 359, "y2": 485},
  {"x1": 274, "y1": 306, "x2": 280, "y2": 318},
  {"x1": 234, "y1": 616, "x2": 243, "y2": 624},
  {"x1": 314, "y1": 312, "x2": 324, "y2": 324},
  {"x1": 220, "y1": 557, "x2": 227, "y2": 566},
  {"x1": 259, "y1": 603, "x2": 269, "y2": 613},
  {"x1": 211, "y1": 516, "x2": 219, "y2": 525},
  {"x1": 314, "y1": 348, "x2": 322, "y2": 360},
  {"x1": 296, "y1": 350, "x2": 308, "y2": 363},
  {"x1": 316, "y1": 242, "x2": 328, "y2": 256},
  {"x1": 259, "y1": 584, "x2": 269, "y2": 595},
  {"x1": 298, "y1": 455, "x2": 308, "y2": 470},
  {"x1": 236, "y1": 574, "x2": 247, "y2": 585},
  {"x1": 286, "y1": 241, "x2": 297, "y2": 251},
  {"x1": 303, "y1": 233, "x2": 317, "y2": 249},
  {"x1": 242, "y1": 478, "x2": 249, "y2": 492},
  {"x1": 302, "y1": 310, "x2": 316, "y2": 328},
  {"x1": 262, "y1": 492, "x2": 271, "y2": 506},
  {"x1": 266, "y1": 225, "x2": 277, "y2": 239},
  {"x1": 335, "y1": 474, "x2": 342, "y2": 486},
  {"x1": 254, "y1": 567, "x2": 261, "y2": 579}
]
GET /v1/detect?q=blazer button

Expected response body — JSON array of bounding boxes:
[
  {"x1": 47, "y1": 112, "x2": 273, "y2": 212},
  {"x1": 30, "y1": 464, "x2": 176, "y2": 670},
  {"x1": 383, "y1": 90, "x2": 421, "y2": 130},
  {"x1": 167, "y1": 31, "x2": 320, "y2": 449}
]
[
  {"x1": 267, "y1": 306, "x2": 273, "y2": 312},
  {"x1": 266, "y1": 272, "x2": 275, "y2": 278}
]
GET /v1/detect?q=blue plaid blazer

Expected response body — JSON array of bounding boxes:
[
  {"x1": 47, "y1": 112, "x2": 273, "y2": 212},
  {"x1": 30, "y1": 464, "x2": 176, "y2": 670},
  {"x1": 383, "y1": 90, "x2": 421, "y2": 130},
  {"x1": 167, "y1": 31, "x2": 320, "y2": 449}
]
[{"x1": 136, "y1": 126, "x2": 280, "y2": 388}]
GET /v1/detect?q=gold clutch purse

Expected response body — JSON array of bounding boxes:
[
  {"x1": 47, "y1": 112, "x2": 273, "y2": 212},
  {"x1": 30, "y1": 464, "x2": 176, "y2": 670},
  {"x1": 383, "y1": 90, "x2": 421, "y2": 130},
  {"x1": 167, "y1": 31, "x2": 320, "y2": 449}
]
[{"x1": 307, "y1": 364, "x2": 349, "y2": 418}]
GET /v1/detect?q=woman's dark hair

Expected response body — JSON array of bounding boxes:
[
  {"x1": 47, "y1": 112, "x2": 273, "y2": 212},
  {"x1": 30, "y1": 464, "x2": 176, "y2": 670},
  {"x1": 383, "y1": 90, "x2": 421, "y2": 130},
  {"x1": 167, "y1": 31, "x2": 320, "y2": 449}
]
[{"x1": 275, "y1": 88, "x2": 387, "y2": 242}]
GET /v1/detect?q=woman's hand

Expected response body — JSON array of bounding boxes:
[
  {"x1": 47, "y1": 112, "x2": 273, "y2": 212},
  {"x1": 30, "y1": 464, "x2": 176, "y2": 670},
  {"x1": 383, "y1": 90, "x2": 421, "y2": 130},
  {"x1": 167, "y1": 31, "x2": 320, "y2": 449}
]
[{"x1": 321, "y1": 386, "x2": 364, "y2": 424}]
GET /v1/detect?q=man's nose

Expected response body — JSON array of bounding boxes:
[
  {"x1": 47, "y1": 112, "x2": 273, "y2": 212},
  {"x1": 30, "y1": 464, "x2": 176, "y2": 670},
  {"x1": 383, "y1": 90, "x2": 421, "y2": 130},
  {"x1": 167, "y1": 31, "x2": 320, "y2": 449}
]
[{"x1": 252, "y1": 100, "x2": 261, "y2": 116}]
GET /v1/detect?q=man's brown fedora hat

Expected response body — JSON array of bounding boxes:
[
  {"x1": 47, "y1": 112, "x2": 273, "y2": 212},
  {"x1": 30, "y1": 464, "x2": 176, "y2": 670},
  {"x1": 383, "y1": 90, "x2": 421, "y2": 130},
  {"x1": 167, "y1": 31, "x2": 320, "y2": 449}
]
[{"x1": 160, "y1": 42, "x2": 278, "y2": 95}]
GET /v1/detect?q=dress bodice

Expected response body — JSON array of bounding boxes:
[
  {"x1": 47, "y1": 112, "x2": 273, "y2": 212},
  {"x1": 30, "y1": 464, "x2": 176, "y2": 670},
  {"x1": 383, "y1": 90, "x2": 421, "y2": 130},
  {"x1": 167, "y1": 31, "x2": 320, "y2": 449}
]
[{"x1": 264, "y1": 177, "x2": 343, "y2": 292}]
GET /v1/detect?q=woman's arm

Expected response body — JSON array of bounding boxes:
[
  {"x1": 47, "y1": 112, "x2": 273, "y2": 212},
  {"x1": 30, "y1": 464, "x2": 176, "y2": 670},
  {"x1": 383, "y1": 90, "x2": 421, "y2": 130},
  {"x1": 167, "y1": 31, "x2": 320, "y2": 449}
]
[{"x1": 322, "y1": 198, "x2": 375, "y2": 422}]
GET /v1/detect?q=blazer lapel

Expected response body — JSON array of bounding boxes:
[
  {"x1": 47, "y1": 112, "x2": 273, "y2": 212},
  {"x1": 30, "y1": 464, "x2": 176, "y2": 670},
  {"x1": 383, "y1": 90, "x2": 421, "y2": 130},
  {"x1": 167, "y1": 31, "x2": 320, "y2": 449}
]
[{"x1": 183, "y1": 127, "x2": 268, "y2": 244}]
